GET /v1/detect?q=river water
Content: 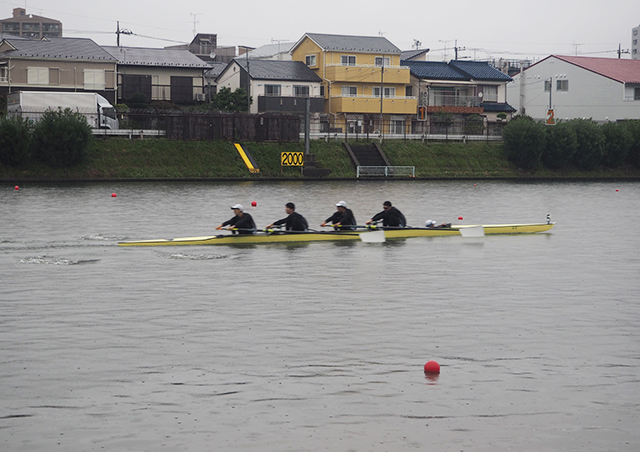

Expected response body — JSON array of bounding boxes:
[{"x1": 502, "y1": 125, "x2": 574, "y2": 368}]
[{"x1": 1, "y1": 180, "x2": 639, "y2": 452}]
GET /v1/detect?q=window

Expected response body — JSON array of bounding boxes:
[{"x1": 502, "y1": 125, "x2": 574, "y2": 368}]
[
  {"x1": 556, "y1": 80, "x2": 569, "y2": 91},
  {"x1": 122, "y1": 74, "x2": 152, "y2": 101},
  {"x1": 265, "y1": 85, "x2": 281, "y2": 96},
  {"x1": 84, "y1": 69, "x2": 105, "y2": 90},
  {"x1": 372, "y1": 86, "x2": 395, "y2": 98},
  {"x1": 294, "y1": 85, "x2": 309, "y2": 97},
  {"x1": 341, "y1": 55, "x2": 356, "y2": 66},
  {"x1": 49, "y1": 68, "x2": 60, "y2": 85},
  {"x1": 480, "y1": 85, "x2": 498, "y2": 102},
  {"x1": 305, "y1": 55, "x2": 316, "y2": 67},
  {"x1": 635, "y1": 87, "x2": 640, "y2": 101},
  {"x1": 405, "y1": 86, "x2": 413, "y2": 97},
  {"x1": 375, "y1": 57, "x2": 390, "y2": 67},
  {"x1": 341, "y1": 85, "x2": 357, "y2": 97},
  {"x1": 544, "y1": 80, "x2": 551, "y2": 92},
  {"x1": 27, "y1": 67, "x2": 49, "y2": 85},
  {"x1": 0, "y1": 65, "x2": 7, "y2": 82}
]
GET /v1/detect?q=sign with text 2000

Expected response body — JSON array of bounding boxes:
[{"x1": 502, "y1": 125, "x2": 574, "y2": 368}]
[{"x1": 281, "y1": 152, "x2": 304, "y2": 166}]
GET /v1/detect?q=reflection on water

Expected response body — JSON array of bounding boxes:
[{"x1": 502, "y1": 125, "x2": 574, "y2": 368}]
[{"x1": 2, "y1": 180, "x2": 639, "y2": 452}]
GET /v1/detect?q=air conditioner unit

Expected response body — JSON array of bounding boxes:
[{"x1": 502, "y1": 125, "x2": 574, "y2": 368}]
[{"x1": 195, "y1": 93, "x2": 206, "y2": 101}]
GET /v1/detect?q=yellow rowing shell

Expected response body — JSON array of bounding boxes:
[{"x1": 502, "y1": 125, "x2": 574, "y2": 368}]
[{"x1": 118, "y1": 223, "x2": 554, "y2": 246}]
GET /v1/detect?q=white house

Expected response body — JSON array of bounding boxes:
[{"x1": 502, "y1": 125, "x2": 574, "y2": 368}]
[
  {"x1": 508, "y1": 55, "x2": 640, "y2": 122},
  {"x1": 215, "y1": 58, "x2": 323, "y2": 114}
]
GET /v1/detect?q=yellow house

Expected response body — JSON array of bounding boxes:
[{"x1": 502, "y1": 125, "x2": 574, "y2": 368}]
[{"x1": 290, "y1": 33, "x2": 418, "y2": 135}]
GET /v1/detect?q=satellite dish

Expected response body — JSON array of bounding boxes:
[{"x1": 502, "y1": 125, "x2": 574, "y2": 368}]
[
  {"x1": 209, "y1": 52, "x2": 216, "y2": 60},
  {"x1": 478, "y1": 92, "x2": 483, "y2": 98}
]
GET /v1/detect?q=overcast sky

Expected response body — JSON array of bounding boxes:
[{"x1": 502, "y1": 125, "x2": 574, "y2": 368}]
[{"x1": 3, "y1": 0, "x2": 638, "y2": 62}]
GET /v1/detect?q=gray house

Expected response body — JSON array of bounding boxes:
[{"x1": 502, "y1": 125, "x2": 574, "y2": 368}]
[
  {"x1": 216, "y1": 58, "x2": 323, "y2": 114},
  {"x1": 102, "y1": 46, "x2": 211, "y2": 104}
]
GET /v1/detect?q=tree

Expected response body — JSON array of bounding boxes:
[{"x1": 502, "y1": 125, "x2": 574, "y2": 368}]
[
  {"x1": 624, "y1": 120, "x2": 640, "y2": 169},
  {"x1": 502, "y1": 116, "x2": 546, "y2": 170},
  {"x1": 567, "y1": 119, "x2": 605, "y2": 170},
  {"x1": 601, "y1": 121, "x2": 632, "y2": 168},
  {"x1": 542, "y1": 121, "x2": 577, "y2": 169},
  {"x1": 213, "y1": 87, "x2": 252, "y2": 112},
  {"x1": 0, "y1": 115, "x2": 33, "y2": 166},
  {"x1": 32, "y1": 108, "x2": 93, "y2": 167}
]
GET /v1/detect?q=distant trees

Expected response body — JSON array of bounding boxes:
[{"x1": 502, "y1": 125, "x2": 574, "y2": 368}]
[
  {"x1": 0, "y1": 108, "x2": 92, "y2": 168},
  {"x1": 213, "y1": 87, "x2": 252, "y2": 112},
  {"x1": 503, "y1": 117, "x2": 640, "y2": 171}
]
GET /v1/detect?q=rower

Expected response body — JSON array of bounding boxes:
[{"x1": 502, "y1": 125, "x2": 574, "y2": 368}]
[
  {"x1": 216, "y1": 204, "x2": 256, "y2": 234},
  {"x1": 321, "y1": 200, "x2": 357, "y2": 230},
  {"x1": 266, "y1": 202, "x2": 308, "y2": 232},
  {"x1": 366, "y1": 201, "x2": 406, "y2": 228}
]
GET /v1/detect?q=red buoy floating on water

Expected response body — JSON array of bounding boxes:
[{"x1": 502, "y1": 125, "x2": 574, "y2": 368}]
[
  {"x1": 111, "y1": 193, "x2": 117, "y2": 198},
  {"x1": 424, "y1": 360, "x2": 440, "y2": 374},
  {"x1": 458, "y1": 216, "x2": 463, "y2": 220},
  {"x1": 14, "y1": 185, "x2": 19, "y2": 190},
  {"x1": 251, "y1": 201, "x2": 257, "y2": 207}
]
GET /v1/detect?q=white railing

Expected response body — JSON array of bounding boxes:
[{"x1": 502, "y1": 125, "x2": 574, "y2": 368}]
[
  {"x1": 357, "y1": 166, "x2": 415, "y2": 178},
  {"x1": 326, "y1": 63, "x2": 410, "y2": 70}
]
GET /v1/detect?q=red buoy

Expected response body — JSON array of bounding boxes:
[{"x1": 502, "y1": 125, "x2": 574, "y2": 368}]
[
  {"x1": 111, "y1": 193, "x2": 117, "y2": 198},
  {"x1": 14, "y1": 185, "x2": 19, "y2": 190},
  {"x1": 458, "y1": 216, "x2": 463, "y2": 220},
  {"x1": 424, "y1": 360, "x2": 440, "y2": 374},
  {"x1": 251, "y1": 201, "x2": 257, "y2": 207}
]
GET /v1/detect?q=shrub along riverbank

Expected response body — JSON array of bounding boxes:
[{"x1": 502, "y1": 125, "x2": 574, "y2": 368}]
[{"x1": 2, "y1": 137, "x2": 640, "y2": 182}]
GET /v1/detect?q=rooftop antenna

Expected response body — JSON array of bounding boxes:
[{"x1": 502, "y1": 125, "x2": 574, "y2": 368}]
[
  {"x1": 572, "y1": 42, "x2": 584, "y2": 56},
  {"x1": 271, "y1": 38, "x2": 289, "y2": 60},
  {"x1": 378, "y1": 31, "x2": 385, "y2": 37},
  {"x1": 190, "y1": 13, "x2": 201, "y2": 36},
  {"x1": 413, "y1": 39, "x2": 421, "y2": 50}
]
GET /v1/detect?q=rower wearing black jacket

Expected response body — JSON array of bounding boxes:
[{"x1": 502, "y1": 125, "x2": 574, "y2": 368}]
[
  {"x1": 321, "y1": 200, "x2": 357, "y2": 230},
  {"x1": 266, "y1": 202, "x2": 309, "y2": 231},
  {"x1": 366, "y1": 201, "x2": 406, "y2": 228},
  {"x1": 216, "y1": 204, "x2": 256, "y2": 234}
]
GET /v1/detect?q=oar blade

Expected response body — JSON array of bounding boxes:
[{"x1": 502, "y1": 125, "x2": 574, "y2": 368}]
[
  {"x1": 459, "y1": 226, "x2": 485, "y2": 237},
  {"x1": 360, "y1": 230, "x2": 386, "y2": 243}
]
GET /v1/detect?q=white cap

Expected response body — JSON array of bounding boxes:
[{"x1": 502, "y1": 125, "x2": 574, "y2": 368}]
[
  {"x1": 335, "y1": 200, "x2": 347, "y2": 207},
  {"x1": 425, "y1": 220, "x2": 436, "y2": 227},
  {"x1": 230, "y1": 204, "x2": 243, "y2": 211}
]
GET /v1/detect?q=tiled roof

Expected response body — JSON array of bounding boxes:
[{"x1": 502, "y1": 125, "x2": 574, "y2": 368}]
[
  {"x1": 232, "y1": 58, "x2": 322, "y2": 82},
  {"x1": 449, "y1": 60, "x2": 512, "y2": 81},
  {"x1": 102, "y1": 46, "x2": 211, "y2": 68},
  {"x1": 402, "y1": 61, "x2": 468, "y2": 80},
  {"x1": 551, "y1": 55, "x2": 640, "y2": 84},
  {"x1": 401, "y1": 49, "x2": 430, "y2": 61},
  {"x1": 205, "y1": 62, "x2": 228, "y2": 79},
  {"x1": 481, "y1": 102, "x2": 517, "y2": 113},
  {"x1": 303, "y1": 33, "x2": 401, "y2": 54},
  {"x1": 245, "y1": 42, "x2": 295, "y2": 59},
  {"x1": 0, "y1": 37, "x2": 115, "y2": 61}
]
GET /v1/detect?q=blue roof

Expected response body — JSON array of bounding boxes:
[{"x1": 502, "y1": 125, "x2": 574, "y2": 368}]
[
  {"x1": 450, "y1": 60, "x2": 512, "y2": 81},
  {"x1": 480, "y1": 102, "x2": 516, "y2": 113},
  {"x1": 402, "y1": 59, "x2": 512, "y2": 82},
  {"x1": 402, "y1": 61, "x2": 468, "y2": 80}
]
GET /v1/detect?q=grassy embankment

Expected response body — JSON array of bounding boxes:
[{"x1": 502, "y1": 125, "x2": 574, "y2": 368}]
[{"x1": 2, "y1": 137, "x2": 639, "y2": 181}]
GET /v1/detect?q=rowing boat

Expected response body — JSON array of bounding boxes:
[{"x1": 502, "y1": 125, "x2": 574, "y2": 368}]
[{"x1": 118, "y1": 221, "x2": 554, "y2": 246}]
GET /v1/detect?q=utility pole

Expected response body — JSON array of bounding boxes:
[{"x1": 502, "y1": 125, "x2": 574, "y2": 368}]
[
  {"x1": 617, "y1": 43, "x2": 630, "y2": 58},
  {"x1": 453, "y1": 40, "x2": 465, "y2": 60},
  {"x1": 115, "y1": 21, "x2": 133, "y2": 46},
  {"x1": 379, "y1": 56, "x2": 385, "y2": 141}
]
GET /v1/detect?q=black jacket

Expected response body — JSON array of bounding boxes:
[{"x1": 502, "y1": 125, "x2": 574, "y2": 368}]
[
  {"x1": 371, "y1": 206, "x2": 406, "y2": 227},
  {"x1": 222, "y1": 212, "x2": 256, "y2": 234},
  {"x1": 272, "y1": 211, "x2": 308, "y2": 231},
  {"x1": 325, "y1": 208, "x2": 357, "y2": 230}
]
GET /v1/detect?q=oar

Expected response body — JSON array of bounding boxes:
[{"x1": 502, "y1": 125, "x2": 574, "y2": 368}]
[
  {"x1": 458, "y1": 225, "x2": 485, "y2": 237},
  {"x1": 359, "y1": 230, "x2": 386, "y2": 243}
]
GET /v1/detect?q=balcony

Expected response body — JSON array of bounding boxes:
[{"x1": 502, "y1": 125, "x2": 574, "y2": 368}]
[
  {"x1": 258, "y1": 96, "x2": 324, "y2": 113},
  {"x1": 429, "y1": 93, "x2": 482, "y2": 108},
  {"x1": 330, "y1": 95, "x2": 418, "y2": 115},
  {"x1": 325, "y1": 64, "x2": 411, "y2": 85}
]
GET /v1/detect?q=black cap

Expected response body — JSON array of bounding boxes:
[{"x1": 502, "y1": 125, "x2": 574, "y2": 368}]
[
  {"x1": 285, "y1": 202, "x2": 295, "y2": 210},
  {"x1": 383, "y1": 201, "x2": 392, "y2": 207}
]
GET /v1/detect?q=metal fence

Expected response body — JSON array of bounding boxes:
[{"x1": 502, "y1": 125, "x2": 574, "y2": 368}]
[{"x1": 356, "y1": 166, "x2": 415, "y2": 178}]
